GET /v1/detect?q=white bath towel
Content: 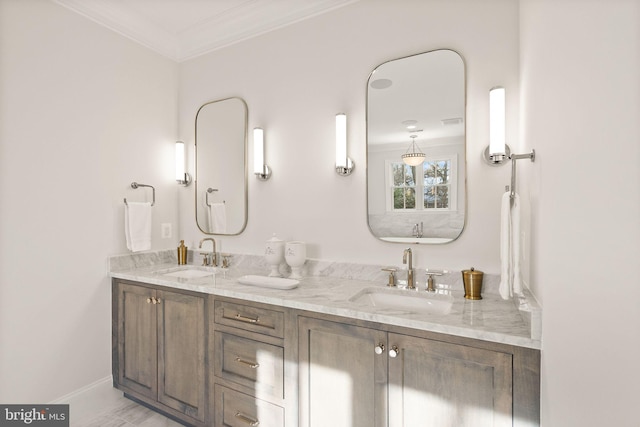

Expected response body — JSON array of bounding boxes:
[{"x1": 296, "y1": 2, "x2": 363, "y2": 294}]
[
  {"x1": 208, "y1": 202, "x2": 226, "y2": 234},
  {"x1": 125, "y1": 202, "x2": 152, "y2": 252},
  {"x1": 499, "y1": 191, "x2": 523, "y2": 299}
]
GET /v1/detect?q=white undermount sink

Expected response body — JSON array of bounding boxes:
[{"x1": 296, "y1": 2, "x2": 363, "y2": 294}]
[
  {"x1": 237, "y1": 275, "x2": 299, "y2": 290},
  {"x1": 158, "y1": 266, "x2": 218, "y2": 279},
  {"x1": 349, "y1": 287, "x2": 454, "y2": 315}
]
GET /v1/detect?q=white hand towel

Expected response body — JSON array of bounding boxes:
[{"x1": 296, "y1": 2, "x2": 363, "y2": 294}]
[
  {"x1": 499, "y1": 191, "x2": 523, "y2": 300},
  {"x1": 125, "y1": 202, "x2": 152, "y2": 252},
  {"x1": 512, "y1": 193, "x2": 523, "y2": 296},
  {"x1": 208, "y1": 202, "x2": 226, "y2": 234},
  {"x1": 499, "y1": 192, "x2": 512, "y2": 299}
]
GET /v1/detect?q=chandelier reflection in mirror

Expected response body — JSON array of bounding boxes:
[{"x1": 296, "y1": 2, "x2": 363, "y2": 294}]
[{"x1": 401, "y1": 134, "x2": 425, "y2": 166}]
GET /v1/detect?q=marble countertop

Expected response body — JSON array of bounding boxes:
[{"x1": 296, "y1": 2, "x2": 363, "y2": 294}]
[{"x1": 109, "y1": 251, "x2": 542, "y2": 350}]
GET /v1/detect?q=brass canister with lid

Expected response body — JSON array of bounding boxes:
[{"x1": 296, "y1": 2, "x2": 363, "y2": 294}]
[{"x1": 462, "y1": 267, "x2": 484, "y2": 300}]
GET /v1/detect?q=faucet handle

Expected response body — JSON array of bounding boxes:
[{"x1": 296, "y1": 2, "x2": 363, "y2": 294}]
[
  {"x1": 381, "y1": 267, "x2": 397, "y2": 287},
  {"x1": 200, "y1": 252, "x2": 210, "y2": 266},
  {"x1": 425, "y1": 269, "x2": 448, "y2": 292},
  {"x1": 221, "y1": 253, "x2": 232, "y2": 269}
]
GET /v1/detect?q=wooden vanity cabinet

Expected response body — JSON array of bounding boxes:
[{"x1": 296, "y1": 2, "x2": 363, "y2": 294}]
[
  {"x1": 112, "y1": 282, "x2": 539, "y2": 426},
  {"x1": 112, "y1": 280, "x2": 207, "y2": 426},
  {"x1": 298, "y1": 315, "x2": 540, "y2": 427}
]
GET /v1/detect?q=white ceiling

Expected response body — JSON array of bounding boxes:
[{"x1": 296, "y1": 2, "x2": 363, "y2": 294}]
[{"x1": 52, "y1": 0, "x2": 357, "y2": 62}]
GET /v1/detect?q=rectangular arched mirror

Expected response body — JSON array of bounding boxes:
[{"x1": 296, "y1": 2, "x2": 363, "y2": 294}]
[
  {"x1": 367, "y1": 49, "x2": 466, "y2": 244},
  {"x1": 195, "y1": 97, "x2": 248, "y2": 235}
]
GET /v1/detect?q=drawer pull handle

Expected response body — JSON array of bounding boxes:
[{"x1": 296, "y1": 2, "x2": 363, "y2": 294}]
[
  {"x1": 235, "y1": 356, "x2": 260, "y2": 369},
  {"x1": 235, "y1": 411, "x2": 260, "y2": 426},
  {"x1": 234, "y1": 314, "x2": 260, "y2": 324}
]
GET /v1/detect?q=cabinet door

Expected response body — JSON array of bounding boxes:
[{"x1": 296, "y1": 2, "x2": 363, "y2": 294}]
[
  {"x1": 299, "y1": 317, "x2": 388, "y2": 427},
  {"x1": 388, "y1": 333, "x2": 513, "y2": 427},
  {"x1": 157, "y1": 290, "x2": 206, "y2": 422},
  {"x1": 117, "y1": 283, "x2": 157, "y2": 400}
]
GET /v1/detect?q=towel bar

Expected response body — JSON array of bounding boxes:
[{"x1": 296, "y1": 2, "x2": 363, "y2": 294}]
[
  {"x1": 124, "y1": 182, "x2": 155, "y2": 206},
  {"x1": 205, "y1": 187, "x2": 225, "y2": 206},
  {"x1": 508, "y1": 150, "x2": 535, "y2": 205}
]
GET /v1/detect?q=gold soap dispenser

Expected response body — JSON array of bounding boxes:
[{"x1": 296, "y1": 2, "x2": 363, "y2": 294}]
[{"x1": 177, "y1": 240, "x2": 188, "y2": 265}]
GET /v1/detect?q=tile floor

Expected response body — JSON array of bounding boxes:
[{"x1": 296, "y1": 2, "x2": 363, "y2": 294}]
[{"x1": 73, "y1": 394, "x2": 184, "y2": 427}]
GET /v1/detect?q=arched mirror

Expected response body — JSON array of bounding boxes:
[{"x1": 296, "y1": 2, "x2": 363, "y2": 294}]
[
  {"x1": 195, "y1": 97, "x2": 248, "y2": 235},
  {"x1": 367, "y1": 49, "x2": 466, "y2": 244}
]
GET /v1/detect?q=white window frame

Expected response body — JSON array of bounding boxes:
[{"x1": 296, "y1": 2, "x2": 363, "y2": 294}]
[{"x1": 385, "y1": 154, "x2": 458, "y2": 212}]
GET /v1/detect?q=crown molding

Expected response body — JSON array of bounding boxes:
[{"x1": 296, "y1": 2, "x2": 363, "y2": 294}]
[{"x1": 52, "y1": 0, "x2": 357, "y2": 62}]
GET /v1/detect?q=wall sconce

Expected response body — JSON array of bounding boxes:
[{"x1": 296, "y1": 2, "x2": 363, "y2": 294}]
[
  {"x1": 175, "y1": 140, "x2": 192, "y2": 186},
  {"x1": 487, "y1": 86, "x2": 508, "y2": 164},
  {"x1": 483, "y1": 86, "x2": 536, "y2": 203},
  {"x1": 335, "y1": 113, "x2": 354, "y2": 176},
  {"x1": 483, "y1": 86, "x2": 535, "y2": 166},
  {"x1": 253, "y1": 127, "x2": 271, "y2": 180}
]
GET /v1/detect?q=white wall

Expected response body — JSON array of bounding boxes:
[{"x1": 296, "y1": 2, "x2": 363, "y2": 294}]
[
  {"x1": 0, "y1": 0, "x2": 178, "y2": 402},
  {"x1": 521, "y1": 0, "x2": 640, "y2": 425},
  {"x1": 5, "y1": 1, "x2": 637, "y2": 424},
  {"x1": 178, "y1": 0, "x2": 521, "y2": 275}
]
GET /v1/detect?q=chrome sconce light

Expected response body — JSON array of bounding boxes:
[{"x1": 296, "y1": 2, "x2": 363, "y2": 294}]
[
  {"x1": 253, "y1": 127, "x2": 271, "y2": 180},
  {"x1": 483, "y1": 86, "x2": 536, "y2": 203},
  {"x1": 335, "y1": 113, "x2": 354, "y2": 176},
  {"x1": 175, "y1": 140, "x2": 192, "y2": 186},
  {"x1": 486, "y1": 86, "x2": 509, "y2": 164},
  {"x1": 483, "y1": 86, "x2": 535, "y2": 166}
]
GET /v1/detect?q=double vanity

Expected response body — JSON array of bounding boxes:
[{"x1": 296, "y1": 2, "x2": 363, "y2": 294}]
[{"x1": 109, "y1": 250, "x2": 540, "y2": 427}]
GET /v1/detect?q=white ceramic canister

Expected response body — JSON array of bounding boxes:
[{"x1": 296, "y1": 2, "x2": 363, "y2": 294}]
[
  {"x1": 285, "y1": 241, "x2": 306, "y2": 279},
  {"x1": 265, "y1": 233, "x2": 285, "y2": 277}
]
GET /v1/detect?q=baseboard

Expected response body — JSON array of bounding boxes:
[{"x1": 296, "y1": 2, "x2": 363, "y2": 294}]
[{"x1": 50, "y1": 376, "x2": 124, "y2": 424}]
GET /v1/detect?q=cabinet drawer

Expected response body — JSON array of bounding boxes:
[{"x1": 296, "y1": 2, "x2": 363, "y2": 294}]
[
  {"x1": 215, "y1": 300, "x2": 284, "y2": 338},
  {"x1": 215, "y1": 331, "x2": 285, "y2": 400},
  {"x1": 214, "y1": 385, "x2": 284, "y2": 427}
]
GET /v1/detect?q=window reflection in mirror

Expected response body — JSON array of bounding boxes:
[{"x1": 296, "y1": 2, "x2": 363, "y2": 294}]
[
  {"x1": 195, "y1": 97, "x2": 248, "y2": 235},
  {"x1": 367, "y1": 50, "x2": 466, "y2": 244}
]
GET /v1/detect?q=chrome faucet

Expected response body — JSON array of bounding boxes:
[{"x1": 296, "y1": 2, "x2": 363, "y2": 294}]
[
  {"x1": 403, "y1": 248, "x2": 415, "y2": 290},
  {"x1": 199, "y1": 238, "x2": 217, "y2": 267},
  {"x1": 412, "y1": 222, "x2": 423, "y2": 238}
]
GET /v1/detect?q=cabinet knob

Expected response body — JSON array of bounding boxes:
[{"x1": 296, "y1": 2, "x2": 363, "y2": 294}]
[
  {"x1": 374, "y1": 343, "x2": 385, "y2": 355},
  {"x1": 153, "y1": 297, "x2": 161, "y2": 304},
  {"x1": 389, "y1": 345, "x2": 400, "y2": 358},
  {"x1": 146, "y1": 297, "x2": 153, "y2": 304}
]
